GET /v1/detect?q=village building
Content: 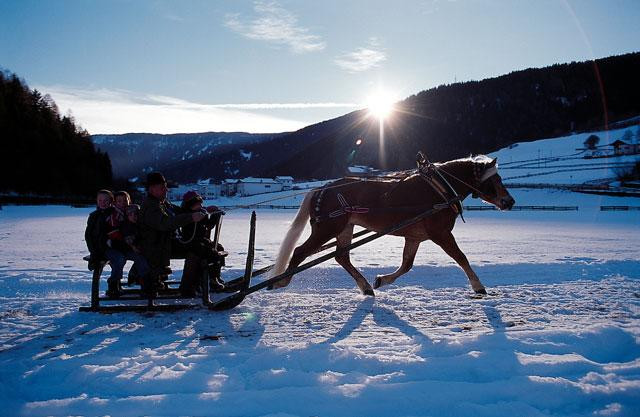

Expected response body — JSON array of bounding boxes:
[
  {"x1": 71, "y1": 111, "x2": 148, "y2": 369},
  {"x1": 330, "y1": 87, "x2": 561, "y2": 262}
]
[
  {"x1": 167, "y1": 184, "x2": 192, "y2": 202},
  {"x1": 167, "y1": 176, "x2": 299, "y2": 200},
  {"x1": 347, "y1": 165, "x2": 381, "y2": 176},
  {"x1": 236, "y1": 177, "x2": 283, "y2": 197},
  {"x1": 611, "y1": 140, "x2": 639, "y2": 156},
  {"x1": 221, "y1": 179, "x2": 239, "y2": 197},
  {"x1": 275, "y1": 176, "x2": 294, "y2": 190},
  {"x1": 196, "y1": 179, "x2": 221, "y2": 200},
  {"x1": 579, "y1": 139, "x2": 640, "y2": 158}
]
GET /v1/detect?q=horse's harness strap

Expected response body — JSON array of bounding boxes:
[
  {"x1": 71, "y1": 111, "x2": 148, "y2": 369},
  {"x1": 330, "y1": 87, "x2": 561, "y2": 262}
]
[
  {"x1": 419, "y1": 166, "x2": 465, "y2": 221},
  {"x1": 311, "y1": 192, "x2": 456, "y2": 224},
  {"x1": 328, "y1": 193, "x2": 370, "y2": 219}
]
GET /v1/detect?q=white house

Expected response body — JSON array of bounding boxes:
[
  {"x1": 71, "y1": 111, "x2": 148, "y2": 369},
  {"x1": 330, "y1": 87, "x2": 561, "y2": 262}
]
[
  {"x1": 167, "y1": 184, "x2": 193, "y2": 203},
  {"x1": 196, "y1": 179, "x2": 221, "y2": 200},
  {"x1": 236, "y1": 177, "x2": 283, "y2": 196},
  {"x1": 611, "y1": 140, "x2": 639, "y2": 156},
  {"x1": 348, "y1": 165, "x2": 379, "y2": 176},
  {"x1": 275, "y1": 176, "x2": 294, "y2": 190},
  {"x1": 221, "y1": 179, "x2": 239, "y2": 197}
]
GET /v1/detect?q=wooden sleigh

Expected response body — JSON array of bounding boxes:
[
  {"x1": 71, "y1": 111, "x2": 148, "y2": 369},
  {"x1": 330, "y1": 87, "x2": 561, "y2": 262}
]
[{"x1": 78, "y1": 212, "x2": 256, "y2": 313}]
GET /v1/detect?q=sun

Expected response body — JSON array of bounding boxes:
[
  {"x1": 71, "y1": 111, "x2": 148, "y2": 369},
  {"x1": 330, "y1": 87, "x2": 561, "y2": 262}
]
[{"x1": 366, "y1": 90, "x2": 396, "y2": 120}]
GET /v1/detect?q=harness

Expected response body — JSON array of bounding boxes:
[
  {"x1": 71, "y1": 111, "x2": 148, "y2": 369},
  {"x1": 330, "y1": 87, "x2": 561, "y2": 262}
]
[{"x1": 416, "y1": 160, "x2": 465, "y2": 222}]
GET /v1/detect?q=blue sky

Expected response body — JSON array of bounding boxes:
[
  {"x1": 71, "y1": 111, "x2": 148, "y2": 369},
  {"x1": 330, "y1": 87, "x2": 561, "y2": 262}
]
[{"x1": 1, "y1": 0, "x2": 638, "y2": 134}]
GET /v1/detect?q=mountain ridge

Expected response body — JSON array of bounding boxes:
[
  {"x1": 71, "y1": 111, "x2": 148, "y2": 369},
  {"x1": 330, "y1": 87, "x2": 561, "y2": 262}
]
[{"x1": 93, "y1": 52, "x2": 640, "y2": 182}]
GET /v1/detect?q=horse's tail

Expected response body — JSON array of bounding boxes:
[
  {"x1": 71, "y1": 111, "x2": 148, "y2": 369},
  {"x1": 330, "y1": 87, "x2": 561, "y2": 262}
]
[{"x1": 270, "y1": 192, "x2": 313, "y2": 277}]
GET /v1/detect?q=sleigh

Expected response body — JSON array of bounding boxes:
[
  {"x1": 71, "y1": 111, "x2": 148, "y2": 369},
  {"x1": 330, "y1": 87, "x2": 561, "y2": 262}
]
[{"x1": 78, "y1": 211, "x2": 257, "y2": 313}]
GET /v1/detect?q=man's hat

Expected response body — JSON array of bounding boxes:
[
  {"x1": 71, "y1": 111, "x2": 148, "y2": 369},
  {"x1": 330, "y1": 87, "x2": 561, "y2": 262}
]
[
  {"x1": 181, "y1": 190, "x2": 203, "y2": 208},
  {"x1": 146, "y1": 172, "x2": 166, "y2": 188}
]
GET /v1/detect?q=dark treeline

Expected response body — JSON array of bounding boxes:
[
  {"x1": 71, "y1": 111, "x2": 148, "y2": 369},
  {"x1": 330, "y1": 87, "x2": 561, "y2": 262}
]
[
  {"x1": 266, "y1": 52, "x2": 640, "y2": 178},
  {"x1": 0, "y1": 70, "x2": 112, "y2": 197}
]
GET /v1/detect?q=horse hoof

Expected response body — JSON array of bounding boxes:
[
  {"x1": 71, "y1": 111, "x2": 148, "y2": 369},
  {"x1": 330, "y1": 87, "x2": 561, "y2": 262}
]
[
  {"x1": 373, "y1": 277, "x2": 382, "y2": 289},
  {"x1": 475, "y1": 288, "x2": 487, "y2": 295},
  {"x1": 363, "y1": 288, "x2": 375, "y2": 297}
]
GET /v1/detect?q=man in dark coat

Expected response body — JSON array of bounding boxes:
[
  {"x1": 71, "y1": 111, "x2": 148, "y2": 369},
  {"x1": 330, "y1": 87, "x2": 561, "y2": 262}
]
[{"x1": 139, "y1": 172, "x2": 205, "y2": 292}]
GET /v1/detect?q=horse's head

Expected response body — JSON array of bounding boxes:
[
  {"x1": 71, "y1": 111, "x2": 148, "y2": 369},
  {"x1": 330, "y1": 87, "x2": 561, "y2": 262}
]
[{"x1": 472, "y1": 157, "x2": 515, "y2": 210}]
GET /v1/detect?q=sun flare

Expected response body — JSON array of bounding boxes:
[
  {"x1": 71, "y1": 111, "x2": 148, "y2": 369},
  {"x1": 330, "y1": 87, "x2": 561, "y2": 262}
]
[{"x1": 366, "y1": 90, "x2": 396, "y2": 120}]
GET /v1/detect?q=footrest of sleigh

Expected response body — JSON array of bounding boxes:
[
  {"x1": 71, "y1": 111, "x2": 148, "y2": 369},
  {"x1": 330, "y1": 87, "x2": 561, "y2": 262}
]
[
  {"x1": 78, "y1": 304, "x2": 201, "y2": 313},
  {"x1": 208, "y1": 291, "x2": 247, "y2": 311}
]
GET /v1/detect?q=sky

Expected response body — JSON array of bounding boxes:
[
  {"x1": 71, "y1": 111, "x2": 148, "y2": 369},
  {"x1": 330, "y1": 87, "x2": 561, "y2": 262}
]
[{"x1": 1, "y1": 0, "x2": 639, "y2": 135}]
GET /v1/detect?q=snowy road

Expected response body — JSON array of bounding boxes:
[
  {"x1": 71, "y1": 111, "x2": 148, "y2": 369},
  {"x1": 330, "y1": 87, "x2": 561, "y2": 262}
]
[{"x1": 1, "y1": 199, "x2": 639, "y2": 416}]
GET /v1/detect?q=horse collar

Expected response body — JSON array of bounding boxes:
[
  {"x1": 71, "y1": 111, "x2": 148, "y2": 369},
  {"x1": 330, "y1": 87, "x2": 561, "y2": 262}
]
[{"x1": 418, "y1": 166, "x2": 465, "y2": 222}]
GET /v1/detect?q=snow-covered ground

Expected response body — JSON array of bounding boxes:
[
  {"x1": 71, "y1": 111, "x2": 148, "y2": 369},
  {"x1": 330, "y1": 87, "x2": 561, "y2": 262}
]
[
  {"x1": 1, "y1": 127, "x2": 640, "y2": 416},
  {"x1": 1, "y1": 192, "x2": 639, "y2": 416}
]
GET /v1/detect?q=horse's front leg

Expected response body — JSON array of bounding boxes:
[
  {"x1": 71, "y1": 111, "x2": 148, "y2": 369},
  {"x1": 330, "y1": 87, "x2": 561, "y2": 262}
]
[
  {"x1": 373, "y1": 238, "x2": 420, "y2": 289},
  {"x1": 431, "y1": 231, "x2": 487, "y2": 295},
  {"x1": 335, "y1": 225, "x2": 375, "y2": 296}
]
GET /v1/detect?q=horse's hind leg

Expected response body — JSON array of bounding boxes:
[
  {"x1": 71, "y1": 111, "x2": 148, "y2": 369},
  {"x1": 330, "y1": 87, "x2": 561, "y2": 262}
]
[
  {"x1": 269, "y1": 224, "x2": 335, "y2": 289},
  {"x1": 431, "y1": 231, "x2": 487, "y2": 294},
  {"x1": 335, "y1": 225, "x2": 375, "y2": 296},
  {"x1": 373, "y1": 238, "x2": 420, "y2": 289}
]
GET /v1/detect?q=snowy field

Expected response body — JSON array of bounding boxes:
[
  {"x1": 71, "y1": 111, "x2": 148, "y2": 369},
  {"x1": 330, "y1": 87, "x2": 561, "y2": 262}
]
[{"x1": 1, "y1": 187, "x2": 639, "y2": 416}]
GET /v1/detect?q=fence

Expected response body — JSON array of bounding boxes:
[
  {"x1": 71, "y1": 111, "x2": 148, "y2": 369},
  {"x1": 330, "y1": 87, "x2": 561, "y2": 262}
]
[
  {"x1": 465, "y1": 205, "x2": 578, "y2": 211},
  {"x1": 600, "y1": 206, "x2": 640, "y2": 211}
]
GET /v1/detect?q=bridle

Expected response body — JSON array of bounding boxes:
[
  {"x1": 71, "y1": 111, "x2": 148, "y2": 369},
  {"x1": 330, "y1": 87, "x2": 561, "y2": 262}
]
[{"x1": 416, "y1": 152, "x2": 500, "y2": 208}]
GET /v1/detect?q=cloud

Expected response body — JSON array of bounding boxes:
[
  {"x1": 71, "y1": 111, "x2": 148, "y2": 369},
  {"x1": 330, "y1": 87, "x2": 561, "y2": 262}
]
[
  {"x1": 225, "y1": 0, "x2": 325, "y2": 54},
  {"x1": 207, "y1": 102, "x2": 358, "y2": 110},
  {"x1": 36, "y1": 85, "x2": 358, "y2": 135},
  {"x1": 334, "y1": 39, "x2": 387, "y2": 73}
]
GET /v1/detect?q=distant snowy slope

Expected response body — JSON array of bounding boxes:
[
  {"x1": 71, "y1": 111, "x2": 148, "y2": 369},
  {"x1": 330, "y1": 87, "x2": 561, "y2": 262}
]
[{"x1": 490, "y1": 126, "x2": 639, "y2": 185}]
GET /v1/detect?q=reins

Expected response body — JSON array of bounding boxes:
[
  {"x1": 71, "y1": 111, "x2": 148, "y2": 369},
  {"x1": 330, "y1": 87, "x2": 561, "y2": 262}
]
[{"x1": 438, "y1": 166, "x2": 497, "y2": 202}]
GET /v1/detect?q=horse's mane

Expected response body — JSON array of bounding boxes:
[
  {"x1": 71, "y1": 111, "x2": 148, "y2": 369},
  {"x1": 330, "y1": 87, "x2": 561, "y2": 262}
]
[
  {"x1": 435, "y1": 154, "x2": 493, "y2": 168},
  {"x1": 344, "y1": 169, "x2": 415, "y2": 183}
]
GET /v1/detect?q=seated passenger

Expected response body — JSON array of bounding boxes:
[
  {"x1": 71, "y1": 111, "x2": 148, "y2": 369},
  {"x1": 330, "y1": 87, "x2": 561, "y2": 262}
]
[
  {"x1": 122, "y1": 204, "x2": 144, "y2": 286},
  {"x1": 103, "y1": 191, "x2": 150, "y2": 298},
  {"x1": 105, "y1": 190, "x2": 130, "y2": 244},
  {"x1": 122, "y1": 204, "x2": 143, "y2": 254},
  {"x1": 177, "y1": 191, "x2": 226, "y2": 296},
  {"x1": 85, "y1": 189, "x2": 114, "y2": 271}
]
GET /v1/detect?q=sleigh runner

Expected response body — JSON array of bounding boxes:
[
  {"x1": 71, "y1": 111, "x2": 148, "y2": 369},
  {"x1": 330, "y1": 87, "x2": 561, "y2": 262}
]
[{"x1": 80, "y1": 152, "x2": 515, "y2": 312}]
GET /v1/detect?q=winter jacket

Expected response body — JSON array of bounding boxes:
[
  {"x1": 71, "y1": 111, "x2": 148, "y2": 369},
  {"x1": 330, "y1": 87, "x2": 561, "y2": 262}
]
[
  {"x1": 178, "y1": 210, "x2": 221, "y2": 251},
  {"x1": 106, "y1": 207, "x2": 128, "y2": 252},
  {"x1": 177, "y1": 209, "x2": 225, "y2": 263},
  {"x1": 121, "y1": 219, "x2": 141, "y2": 251},
  {"x1": 84, "y1": 207, "x2": 112, "y2": 259},
  {"x1": 139, "y1": 195, "x2": 193, "y2": 269}
]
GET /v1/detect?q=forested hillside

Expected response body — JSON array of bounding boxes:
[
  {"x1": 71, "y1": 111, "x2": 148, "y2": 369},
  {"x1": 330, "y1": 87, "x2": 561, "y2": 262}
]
[
  {"x1": 266, "y1": 52, "x2": 640, "y2": 178},
  {"x1": 0, "y1": 70, "x2": 112, "y2": 197}
]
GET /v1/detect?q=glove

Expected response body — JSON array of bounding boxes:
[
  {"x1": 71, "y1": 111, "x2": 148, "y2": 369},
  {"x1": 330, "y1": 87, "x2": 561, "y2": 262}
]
[
  {"x1": 206, "y1": 205, "x2": 222, "y2": 214},
  {"x1": 87, "y1": 255, "x2": 97, "y2": 271}
]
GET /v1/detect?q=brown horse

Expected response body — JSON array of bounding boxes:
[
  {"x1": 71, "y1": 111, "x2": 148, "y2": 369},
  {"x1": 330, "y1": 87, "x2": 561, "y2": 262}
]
[{"x1": 268, "y1": 154, "x2": 515, "y2": 296}]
